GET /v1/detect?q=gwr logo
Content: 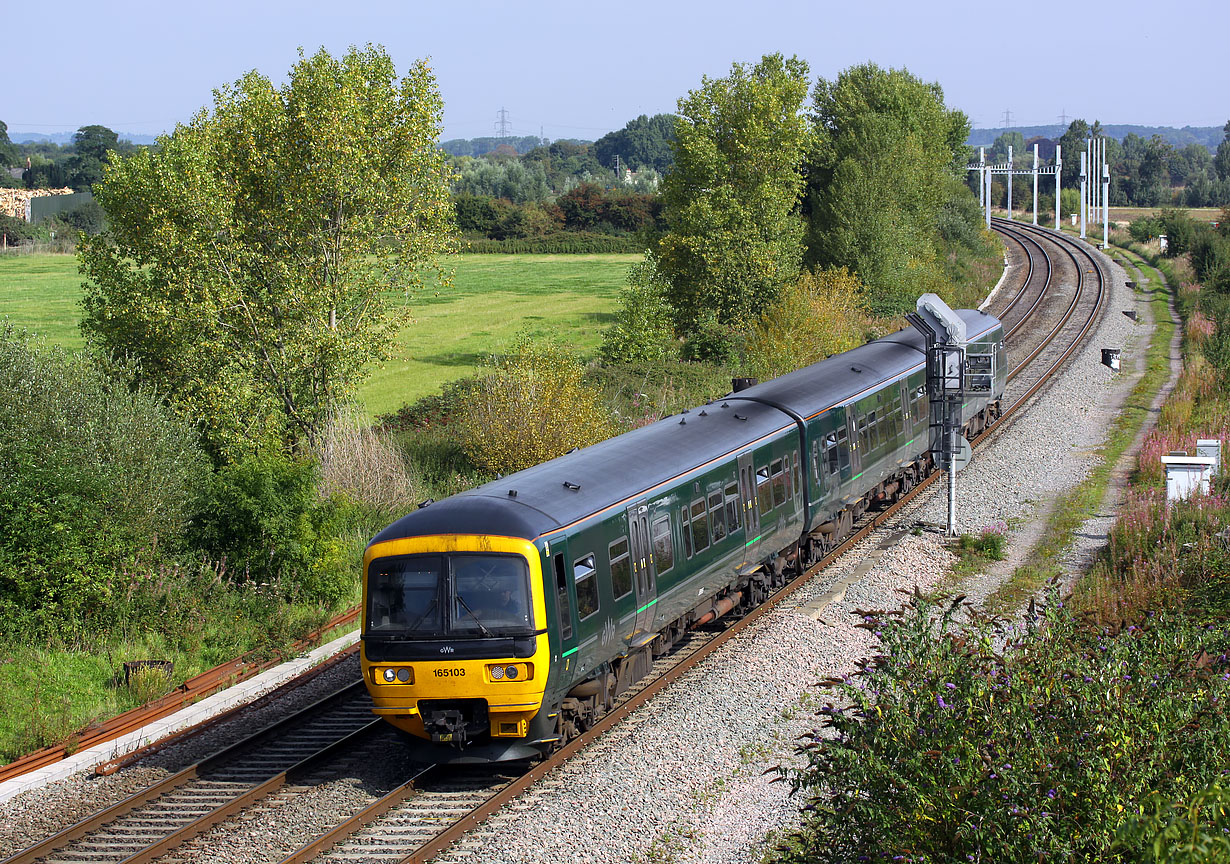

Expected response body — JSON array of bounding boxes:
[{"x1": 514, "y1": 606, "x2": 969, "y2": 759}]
[{"x1": 439, "y1": 645, "x2": 455, "y2": 654}]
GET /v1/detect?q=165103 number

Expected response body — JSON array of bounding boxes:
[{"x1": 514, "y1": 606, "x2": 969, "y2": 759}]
[{"x1": 434, "y1": 668, "x2": 465, "y2": 678}]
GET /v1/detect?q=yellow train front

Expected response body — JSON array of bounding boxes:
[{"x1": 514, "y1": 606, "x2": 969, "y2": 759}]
[{"x1": 361, "y1": 522, "x2": 563, "y2": 763}]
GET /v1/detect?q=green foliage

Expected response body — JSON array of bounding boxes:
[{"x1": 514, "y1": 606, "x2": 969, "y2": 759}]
[
  {"x1": 743, "y1": 268, "x2": 874, "y2": 380},
  {"x1": 806, "y1": 63, "x2": 972, "y2": 316},
  {"x1": 958, "y1": 520, "x2": 1008, "y2": 561},
  {"x1": 592, "y1": 113, "x2": 677, "y2": 173},
  {"x1": 1130, "y1": 214, "x2": 1166, "y2": 243},
  {"x1": 1114, "y1": 785, "x2": 1230, "y2": 863},
  {"x1": 189, "y1": 453, "x2": 354, "y2": 606},
  {"x1": 453, "y1": 157, "x2": 551, "y2": 203},
  {"x1": 79, "y1": 45, "x2": 457, "y2": 462},
  {"x1": 774, "y1": 591, "x2": 1230, "y2": 863},
  {"x1": 656, "y1": 53, "x2": 813, "y2": 332},
  {"x1": 1160, "y1": 208, "x2": 1199, "y2": 257},
  {"x1": 457, "y1": 337, "x2": 617, "y2": 474},
  {"x1": 0, "y1": 325, "x2": 209, "y2": 635},
  {"x1": 0, "y1": 120, "x2": 18, "y2": 167},
  {"x1": 462, "y1": 233, "x2": 643, "y2": 254},
  {"x1": 680, "y1": 309, "x2": 743, "y2": 365},
  {"x1": 600, "y1": 253, "x2": 677, "y2": 364}
]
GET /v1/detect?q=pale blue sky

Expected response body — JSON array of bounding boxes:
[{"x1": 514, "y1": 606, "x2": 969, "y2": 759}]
[{"x1": 6, "y1": 0, "x2": 1227, "y2": 142}]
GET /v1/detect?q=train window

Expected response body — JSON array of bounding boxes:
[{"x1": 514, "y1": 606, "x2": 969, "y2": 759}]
[
  {"x1": 837, "y1": 427, "x2": 851, "y2": 471},
  {"x1": 681, "y1": 506, "x2": 693, "y2": 558},
  {"x1": 756, "y1": 466, "x2": 772, "y2": 513},
  {"x1": 708, "y1": 491, "x2": 726, "y2": 542},
  {"x1": 574, "y1": 554, "x2": 599, "y2": 620},
  {"x1": 724, "y1": 483, "x2": 741, "y2": 531},
  {"x1": 553, "y1": 553, "x2": 572, "y2": 641},
  {"x1": 913, "y1": 385, "x2": 927, "y2": 426},
  {"x1": 867, "y1": 410, "x2": 878, "y2": 450},
  {"x1": 652, "y1": 516, "x2": 674, "y2": 574},
  {"x1": 690, "y1": 498, "x2": 710, "y2": 554},
  {"x1": 609, "y1": 537, "x2": 632, "y2": 600},
  {"x1": 771, "y1": 459, "x2": 786, "y2": 508},
  {"x1": 825, "y1": 433, "x2": 839, "y2": 476},
  {"x1": 792, "y1": 451, "x2": 801, "y2": 499},
  {"x1": 857, "y1": 415, "x2": 869, "y2": 454}
]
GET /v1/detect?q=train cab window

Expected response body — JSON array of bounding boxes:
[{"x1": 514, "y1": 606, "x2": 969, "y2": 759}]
[
  {"x1": 690, "y1": 498, "x2": 710, "y2": 554},
  {"x1": 609, "y1": 537, "x2": 632, "y2": 599},
  {"x1": 724, "y1": 482, "x2": 741, "y2": 531},
  {"x1": 652, "y1": 516, "x2": 674, "y2": 574},
  {"x1": 756, "y1": 466, "x2": 773, "y2": 514},
  {"x1": 574, "y1": 554, "x2": 599, "y2": 620},
  {"x1": 367, "y1": 556, "x2": 442, "y2": 634},
  {"x1": 708, "y1": 491, "x2": 726, "y2": 542},
  {"x1": 770, "y1": 459, "x2": 787, "y2": 508},
  {"x1": 553, "y1": 553, "x2": 573, "y2": 641}
]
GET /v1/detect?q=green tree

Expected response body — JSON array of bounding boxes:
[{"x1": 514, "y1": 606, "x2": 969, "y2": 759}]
[
  {"x1": 989, "y1": 129, "x2": 1025, "y2": 163},
  {"x1": 806, "y1": 63, "x2": 971, "y2": 314},
  {"x1": 80, "y1": 45, "x2": 456, "y2": 462},
  {"x1": 1215, "y1": 120, "x2": 1230, "y2": 182},
  {"x1": 655, "y1": 53, "x2": 813, "y2": 332},
  {"x1": 0, "y1": 120, "x2": 18, "y2": 167},
  {"x1": 64, "y1": 125, "x2": 120, "y2": 191},
  {"x1": 593, "y1": 113, "x2": 677, "y2": 173},
  {"x1": 1058, "y1": 119, "x2": 1091, "y2": 188}
]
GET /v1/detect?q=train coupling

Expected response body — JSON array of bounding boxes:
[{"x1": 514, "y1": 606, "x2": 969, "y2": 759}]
[{"x1": 425, "y1": 708, "x2": 471, "y2": 745}]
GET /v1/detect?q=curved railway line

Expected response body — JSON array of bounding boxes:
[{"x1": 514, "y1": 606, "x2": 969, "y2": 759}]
[{"x1": 2, "y1": 223, "x2": 1112, "y2": 864}]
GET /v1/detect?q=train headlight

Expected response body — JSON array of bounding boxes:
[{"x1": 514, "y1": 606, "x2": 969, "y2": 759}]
[
  {"x1": 490, "y1": 665, "x2": 505, "y2": 680},
  {"x1": 396, "y1": 667, "x2": 412, "y2": 683},
  {"x1": 505, "y1": 665, "x2": 518, "y2": 680},
  {"x1": 382, "y1": 667, "x2": 396, "y2": 683}
]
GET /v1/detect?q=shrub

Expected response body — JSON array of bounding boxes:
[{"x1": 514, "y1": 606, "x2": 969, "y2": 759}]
[
  {"x1": 188, "y1": 453, "x2": 355, "y2": 607},
  {"x1": 681, "y1": 310, "x2": 743, "y2": 366},
  {"x1": 958, "y1": 519, "x2": 1008, "y2": 561},
  {"x1": 600, "y1": 254, "x2": 677, "y2": 365},
  {"x1": 457, "y1": 337, "x2": 617, "y2": 474},
  {"x1": 774, "y1": 591, "x2": 1230, "y2": 863},
  {"x1": 743, "y1": 268, "x2": 875, "y2": 381},
  {"x1": 1114, "y1": 784, "x2": 1230, "y2": 863},
  {"x1": 0, "y1": 326, "x2": 209, "y2": 634},
  {"x1": 1129, "y1": 215, "x2": 1165, "y2": 244}
]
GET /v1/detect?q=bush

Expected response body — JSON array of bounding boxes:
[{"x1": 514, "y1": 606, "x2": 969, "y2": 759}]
[
  {"x1": 774, "y1": 591, "x2": 1230, "y2": 863},
  {"x1": 743, "y1": 268, "x2": 875, "y2": 381},
  {"x1": 311, "y1": 404, "x2": 419, "y2": 519},
  {"x1": 188, "y1": 453, "x2": 355, "y2": 607},
  {"x1": 457, "y1": 337, "x2": 617, "y2": 474},
  {"x1": 681, "y1": 310, "x2": 743, "y2": 366},
  {"x1": 600, "y1": 254, "x2": 677, "y2": 365},
  {"x1": 958, "y1": 519, "x2": 1008, "y2": 561},
  {"x1": 0, "y1": 327, "x2": 210, "y2": 634}
]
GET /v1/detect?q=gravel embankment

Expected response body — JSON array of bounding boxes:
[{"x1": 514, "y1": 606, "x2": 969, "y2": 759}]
[{"x1": 0, "y1": 242, "x2": 1148, "y2": 864}]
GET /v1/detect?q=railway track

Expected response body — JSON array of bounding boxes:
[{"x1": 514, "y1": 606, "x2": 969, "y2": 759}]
[
  {"x1": 2, "y1": 683, "x2": 377, "y2": 864},
  {"x1": 5, "y1": 223, "x2": 1111, "y2": 864}
]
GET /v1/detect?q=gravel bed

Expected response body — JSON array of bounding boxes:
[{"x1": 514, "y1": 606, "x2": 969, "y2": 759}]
[
  {"x1": 431, "y1": 243, "x2": 1146, "y2": 864},
  {"x1": 0, "y1": 242, "x2": 1151, "y2": 864},
  {"x1": 0, "y1": 653, "x2": 363, "y2": 859}
]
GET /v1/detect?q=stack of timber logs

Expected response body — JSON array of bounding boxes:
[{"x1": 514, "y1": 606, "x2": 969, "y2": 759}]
[{"x1": 0, "y1": 187, "x2": 73, "y2": 220}]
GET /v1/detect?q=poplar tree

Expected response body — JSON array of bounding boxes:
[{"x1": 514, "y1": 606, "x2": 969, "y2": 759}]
[
  {"x1": 655, "y1": 53, "x2": 813, "y2": 332},
  {"x1": 80, "y1": 45, "x2": 456, "y2": 461}
]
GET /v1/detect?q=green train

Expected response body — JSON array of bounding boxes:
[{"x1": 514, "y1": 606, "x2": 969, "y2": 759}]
[{"x1": 360, "y1": 309, "x2": 1006, "y2": 762}]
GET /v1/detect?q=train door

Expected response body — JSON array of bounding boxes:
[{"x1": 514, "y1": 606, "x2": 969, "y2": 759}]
[
  {"x1": 846, "y1": 410, "x2": 861, "y2": 479},
  {"x1": 548, "y1": 542, "x2": 579, "y2": 675},
  {"x1": 626, "y1": 501, "x2": 657, "y2": 643},
  {"x1": 737, "y1": 451, "x2": 760, "y2": 563}
]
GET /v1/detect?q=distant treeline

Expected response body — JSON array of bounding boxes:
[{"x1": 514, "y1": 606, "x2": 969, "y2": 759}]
[{"x1": 969, "y1": 124, "x2": 1223, "y2": 152}]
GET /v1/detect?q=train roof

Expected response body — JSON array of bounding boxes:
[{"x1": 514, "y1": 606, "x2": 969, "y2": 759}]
[{"x1": 370, "y1": 309, "x2": 1002, "y2": 548}]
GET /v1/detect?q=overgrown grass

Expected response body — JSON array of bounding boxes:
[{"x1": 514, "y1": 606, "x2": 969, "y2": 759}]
[
  {"x1": 0, "y1": 570, "x2": 355, "y2": 763},
  {"x1": 987, "y1": 243, "x2": 1177, "y2": 610}
]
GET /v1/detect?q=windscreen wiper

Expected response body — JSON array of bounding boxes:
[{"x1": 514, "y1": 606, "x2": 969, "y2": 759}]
[
  {"x1": 454, "y1": 594, "x2": 492, "y2": 636},
  {"x1": 403, "y1": 596, "x2": 439, "y2": 633}
]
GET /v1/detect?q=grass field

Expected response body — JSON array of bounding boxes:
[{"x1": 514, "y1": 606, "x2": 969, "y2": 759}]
[{"x1": 0, "y1": 252, "x2": 641, "y2": 416}]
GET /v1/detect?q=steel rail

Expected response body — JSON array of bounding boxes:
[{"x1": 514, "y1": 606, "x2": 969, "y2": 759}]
[
  {"x1": 1, "y1": 681, "x2": 373, "y2": 864},
  {"x1": 0, "y1": 607, "x2": 361, "y2": 784}
]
